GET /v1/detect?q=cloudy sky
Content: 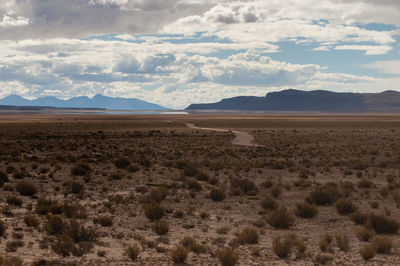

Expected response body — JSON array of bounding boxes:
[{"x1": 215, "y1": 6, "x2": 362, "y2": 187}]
[{"x1": 1, "y1": 0, "x2": 400, "y2": 108}]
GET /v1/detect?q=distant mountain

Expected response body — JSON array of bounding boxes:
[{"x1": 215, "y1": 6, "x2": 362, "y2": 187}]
[
  {"x1": 0, "y1": 94, "x2": 166, "y2": 110},
  {"x1": 186, "y1": 89, "x2": 400, "y2": 113}
]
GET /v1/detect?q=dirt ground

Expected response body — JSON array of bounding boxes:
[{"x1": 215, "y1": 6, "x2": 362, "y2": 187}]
[{"x1": 0, "y1": 113, "x2": 400, "y2": 265}]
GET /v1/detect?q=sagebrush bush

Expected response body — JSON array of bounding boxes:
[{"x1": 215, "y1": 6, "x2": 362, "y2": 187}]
[
  {"x1": 0, "y1": 219, "x2": 6, "y2": 237},
  {"x1": 319, "y1": 233, "x2": 333, "y2": 252},
  {"x1": 371, "y1": 236, "x2": 392, "y2": 254},
  {"x1": 6, "y1": 196, "x2": 23, "y2": 206},
  {"x1": 356, "y1": 227, "x2": 375, "y2": 242},
  {"x1": 94, "y1": 216, "x2": 113, "y2": 227},
  {"x1": 334, "y1": 198, "x2": 357, "y2": 215},
  {"x1": 71, "y1": 163, "x2": 91, "y2": 176},
  {"x1": 44, "y1": 215, "x2": 66, "y2": 236},
  {"x1": 125, "y1": 244, "x2": 140, "y2": 260},
  {"x1": 35, "y1": 198, "x2": 62, "y2": 215},
  {"x1": 180, "y1": 236, "x2": 206, "y2": 253},
  {"x1": 350, "y1": 211, "x2": 368, "y2": 225},
  {"x1": 261, "y1": 195, "x2": 278, "y2": 210},
  {"x1": 335, "y1": 233, "x2": 350, "y2": 251},
  {"x1": 216, "y1": 247, "x2": 239, "y2": 266},
  {"x1": 170, "y1": 245, "x2": 188, "y2": 263},
  {"x1": 295, "y1": 202, "x2": 318, "y2": 218},
  {"x1": 230, "y1": 177, "x2": 258, "y2": 196},
  {"x1": 267, "y1": 208, "x2": 295, "y2": 229},
  {"x1": 236, "y1": 227, "x2": 259, "y2": 244},
  {"x1": 306, "y1": 184, "x2": 340, "y2": 206},
  {"x1": 359, "y1": 244, "x2": 376, "y2": 260},
  {"x1": 210, "y1": 188, "x2": 226, "y2": 202},
  {"x1": 15, "y1": 182, "x2": 37, "y2": 196},
  {"x1": 114, "y1": 157, "x2": 131, "y2": 169},
  {"x1": 143, "y1": 204, "x2": 165, "y2": 221},
  {"x1": 152, "y1": 220, "x2": 169, "y2": 235},
  {"x1": 368, "y1": 213, "x2": 399, "y2": 234},
  {"x1": 272, "y1": 236, "x2": 292, "y2": 258},
  {"x1": 24, "y1": 215, "x2": 40, "y2": 228}
]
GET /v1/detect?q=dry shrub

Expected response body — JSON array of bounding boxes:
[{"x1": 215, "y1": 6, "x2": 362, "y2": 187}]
[
  {"x1": 295, "y1": 202, "x2": 318, "y2": 218},
  {"x1": 216, "y1": 247, "x2": 239, "y2": 266},
  {"x1": 24, "y1": 215, "x2": 40, "y2": 228},
  {"x1": 350, "y1": 212, "x2": 368, "y2": 225},
  {"x1": 272, "y1": 234, "x2": 306, "y2": 259},
  {"x1": 0, "y1": 219, "x2": 7, "y2": 237},
  {"x1": 143, "y1": 204, "x2": 165, "y2": 221},
  {"x1": 334, "y1": 198, "x2": 357, "y2": 215},
  {"x1": 261, "y1": 195, "x2": 278, "y2": 210},
  {"x1": 371, "y1": 236, "x2": 392, "y2": 254},
  {"x1": 6, "y1": 196, "x2": 22, "y2": 206},
  {"x1": 71, "y1": 163, "x2": 91, "y2": 176},
  {"x1": 359, "y1": 244, "x2": 376, "y2": 260},
  {"x1": 335, "y1": 233, "x2": 350, "y2": 252},
  {"x1": 267, "y1": 208, "x2": 295, "y2": 229},
  {"x1": 210, "y1": 188, "x2": 226, "y2": 202},
  {"x1": 15, "y1": 182, "x2": 37, "y2": 196},
  {"x1": 319, "y1": 233, "x2": 333, "y2": 252},
  {"x1": 356, "y1": 227, "x2": 375, "y2": 242},
  {"x1": 368, "y1": 213, "x2": 399, "y2": 234},
  {"x1": 152, "y1": 220, "x2": 169, "y2": 235},
  {"x1": 94, "y1": 216, "x2": 113, "y2": 227},
  {"x1": 180, "y1": 236, "x2": 207, "y2": 253},
  {"x1": 230, "y1": 177, "x2": 258, "y2": 196},
  {"x1": 125, "y1": 244, "x2": 140, "y2": 260},
  {"x1": 236, "y1": 227, "x2": 259, "y2": 244},
  {"x1": 306, "y1": 184, "x2": 340, "y2": 206},
  {"x1": 170, "y1": 245, "x2": 188, "y2": 264},
  {"x1": 114, "y1": 157, "x2": 131, "y2": 169}
]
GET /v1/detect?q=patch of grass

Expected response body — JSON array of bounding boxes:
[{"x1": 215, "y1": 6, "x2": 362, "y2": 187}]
[
  {"x1": 319, "y1": 233, "x2": 333, "y2": 252},
  {"x1": 350, "y1": 211, "x2": 368, "y2": 225}
]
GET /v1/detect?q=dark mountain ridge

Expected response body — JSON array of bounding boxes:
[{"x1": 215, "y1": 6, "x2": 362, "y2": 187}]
[
  {"x1": 186, "y1": 89, "x2": 400, "y2": 112},
  {"x1": 0, "y1": 94, "x2": 166, "y2": 111}
]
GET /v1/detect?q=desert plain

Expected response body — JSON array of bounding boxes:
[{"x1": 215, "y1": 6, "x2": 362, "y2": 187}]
[{"x1": 0, "y1": 114, "x2": 400, "y2": 265}]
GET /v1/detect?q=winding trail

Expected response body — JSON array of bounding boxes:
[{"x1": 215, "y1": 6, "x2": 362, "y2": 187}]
[{"x1": 183, "y1": 122, "x2": 261, "y2": 147}]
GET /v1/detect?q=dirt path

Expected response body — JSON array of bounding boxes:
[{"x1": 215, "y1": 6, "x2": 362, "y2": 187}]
[{"x1": 183, "y1": 122, "x2": 261, "y2": 147}]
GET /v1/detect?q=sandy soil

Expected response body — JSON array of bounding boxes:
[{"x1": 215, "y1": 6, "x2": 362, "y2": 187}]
[{"x1": 0, "y1": 114, "x2": 399, "y2": 265}]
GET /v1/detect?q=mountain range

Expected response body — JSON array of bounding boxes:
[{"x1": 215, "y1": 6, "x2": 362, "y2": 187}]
[
  {"x1": 0, "y1": 94, "x2": 165, "y2": 110},
  {"x1": 186, "y1": 89, "x2": 400, "y2": 113}
]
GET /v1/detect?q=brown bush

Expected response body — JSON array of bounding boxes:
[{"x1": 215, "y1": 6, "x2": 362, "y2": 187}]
[
  {"x1": 152, "y1": 220, "x2": 169, "y2": 235},
  {"x1": 236, "y1": 227, "x2": 259, "y2": 244},
  {"x1": 334, "y1": 198, "x2": 357, "y2": 215},
  {"x1": 295, "y1": 202, "x2": 318, "y2": 218},
  {"x1": 170, "y1": 245, "x2": 188, "y2": 264},
  {"x1": 216, "y1": 247, "x2": 239, "y2": 266},
  {"x1": 15, "y1": 182, "x2": 37, "y2": 196},
  {"x1": 359, "y1": 244, "x2": 376, "y2": 260},
  {"x1": 267, "y1": 208, "x2": 295, "y2": 229},
  {"x1": 371, "y1": 236, "x2": 392, "y2": 254}
]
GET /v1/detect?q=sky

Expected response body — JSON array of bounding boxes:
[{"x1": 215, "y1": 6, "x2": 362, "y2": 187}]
[{"x1": 1, "y1": 0, "x2": 400, "y2": 109}]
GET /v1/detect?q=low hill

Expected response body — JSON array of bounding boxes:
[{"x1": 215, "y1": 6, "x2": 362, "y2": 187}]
[{"x1": 186, "y1": 89, "x2": 400, "y2": 112}]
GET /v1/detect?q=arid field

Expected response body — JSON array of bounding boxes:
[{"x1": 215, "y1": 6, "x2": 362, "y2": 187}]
[{"x1": 1, "y1": 114, "x2": 400, "y2": 265}]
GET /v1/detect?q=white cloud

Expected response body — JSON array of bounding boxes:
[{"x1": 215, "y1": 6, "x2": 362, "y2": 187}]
[
  {"x1": 334, "y1": 45, "x2": 393, "y2": 55},
  {"x1": 0, "y1": 14, "x2": 29, "y2": 28},
  {"x1": 362, "y1": 60, "x2": 400, "y2": 75}
]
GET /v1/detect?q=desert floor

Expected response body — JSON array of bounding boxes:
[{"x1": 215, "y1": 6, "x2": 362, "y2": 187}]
[{"x1": 0, "y1": 113, "x2": 400, "y2": 265}]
